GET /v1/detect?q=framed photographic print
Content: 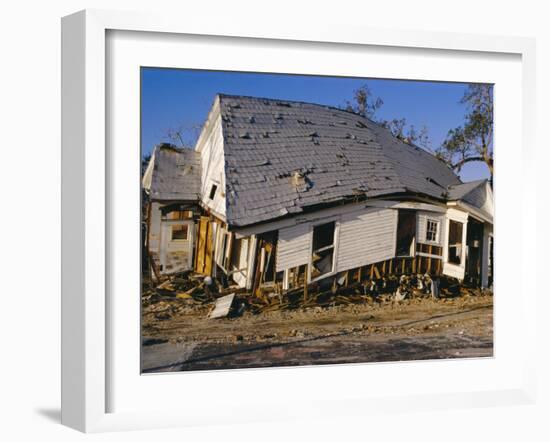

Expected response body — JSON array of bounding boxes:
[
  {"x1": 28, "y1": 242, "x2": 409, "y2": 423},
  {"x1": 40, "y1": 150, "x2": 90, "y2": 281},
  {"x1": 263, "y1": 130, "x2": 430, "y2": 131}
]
[{"x1": 61, "y1": 9, "x2": 537, "y2": 432}]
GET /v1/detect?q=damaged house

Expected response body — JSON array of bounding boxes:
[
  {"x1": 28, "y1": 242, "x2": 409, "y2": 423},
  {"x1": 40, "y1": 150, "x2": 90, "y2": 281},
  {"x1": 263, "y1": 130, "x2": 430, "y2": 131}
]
[{"x1": 142, "y1": 94, "x2": 494, "y2": 294}]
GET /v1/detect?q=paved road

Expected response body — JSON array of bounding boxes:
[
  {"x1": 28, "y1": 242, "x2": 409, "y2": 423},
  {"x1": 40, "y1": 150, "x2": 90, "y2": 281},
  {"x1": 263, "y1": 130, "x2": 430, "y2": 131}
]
[{"x1": 141, "y1": 330, "x2": 492, "y2": 373}]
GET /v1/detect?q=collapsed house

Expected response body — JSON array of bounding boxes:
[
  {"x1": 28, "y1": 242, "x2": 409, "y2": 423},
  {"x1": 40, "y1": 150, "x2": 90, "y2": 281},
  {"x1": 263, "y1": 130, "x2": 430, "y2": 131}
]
[{"x1": 142, "y1": 94, "x2": 494, "y2": 294}]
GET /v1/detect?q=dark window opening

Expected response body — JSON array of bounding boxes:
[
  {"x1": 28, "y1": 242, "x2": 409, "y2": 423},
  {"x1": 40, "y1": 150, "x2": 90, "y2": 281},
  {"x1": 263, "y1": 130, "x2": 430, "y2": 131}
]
[
  {"x1": 209, "y1": 184, "x2": 218, "y2": 200},
  {"x1": 448, "y1": 220, "x2": 463, "y2": 265},
  {"x1": 259, "y1": 231, "x2": 278, "y2": 283},
  {"x1": 171, "y1": 224, "x2": 188, "y2": 240},
  {"x1": 396, "y1": 210, "x2": 416, "y2": 256},
  {"x1": 311, "y1": 221, "x2": 336, "y2": 279}
]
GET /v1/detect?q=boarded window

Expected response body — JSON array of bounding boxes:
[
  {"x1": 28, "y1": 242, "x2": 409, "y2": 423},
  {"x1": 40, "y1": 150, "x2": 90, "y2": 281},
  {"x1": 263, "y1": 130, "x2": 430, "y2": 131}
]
[
  {"x1": 311, "y1": 221, "x2": 336, "y2": 279},
  {"x1": 171, "y1": 224, "x2": 188, "y2": 240},
  {"x1": 448, "y1": 220, "x2": 463, "y2": 265},
  {"x1": 396, "y1": 210, "x2": 416, "y2": 256},
  {"x1": 425, "y1": 219, "x2": 439, "y2": 243},
  {"x1": 166, "y1": 210, "x2": 193, "y2": 220}
]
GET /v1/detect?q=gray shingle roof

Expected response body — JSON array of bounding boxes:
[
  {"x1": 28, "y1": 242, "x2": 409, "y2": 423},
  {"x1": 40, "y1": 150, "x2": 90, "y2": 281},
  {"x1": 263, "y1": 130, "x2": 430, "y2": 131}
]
[
  {"x1": 218, "y1": 94, "x2": 461, "y2": 227},
  {"x1": 446, "y1": 179, "x2": 487, "y2": 201},
  {"x1": 145, "y1": 144, "x2": 201, "y2": 201}
]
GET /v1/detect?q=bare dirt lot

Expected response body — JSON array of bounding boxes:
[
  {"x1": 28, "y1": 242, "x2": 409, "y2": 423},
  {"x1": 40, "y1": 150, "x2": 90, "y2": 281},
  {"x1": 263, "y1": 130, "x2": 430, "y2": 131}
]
[{"x1": 141, "y1": 292, "x2": 493, "y2": 373}]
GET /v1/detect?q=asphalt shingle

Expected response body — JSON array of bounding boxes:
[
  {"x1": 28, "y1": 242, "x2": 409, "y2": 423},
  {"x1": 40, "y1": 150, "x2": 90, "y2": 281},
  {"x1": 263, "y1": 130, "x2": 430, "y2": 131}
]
[
  {"x1": 218, "y1": 95, "x2": 461, "y2": 227},
  {"x1": 146, "y1": 144, "x2": 201, "y2": 201}
]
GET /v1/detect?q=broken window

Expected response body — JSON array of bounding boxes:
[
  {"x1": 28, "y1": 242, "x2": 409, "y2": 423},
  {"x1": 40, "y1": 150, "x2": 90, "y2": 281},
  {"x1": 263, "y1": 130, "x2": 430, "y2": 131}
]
[
  {"x1": 448, "y1": 220, "x2": 463, "y2": 265},
  {"x1": 171, "y1": 224, "x2": 188, "y2": 241},
  {"x1": 311, "y1": 221, "x2": 336, "y2": 279},
  {"x1": 209, "y1": 184, "x2": 218, "y2": 200},
  {"x1": 396, "y1": 210, "x2": 416, "y2": 256},
  {"x1": 425, "y1": 218, "x2": 440, "y2": 243}
]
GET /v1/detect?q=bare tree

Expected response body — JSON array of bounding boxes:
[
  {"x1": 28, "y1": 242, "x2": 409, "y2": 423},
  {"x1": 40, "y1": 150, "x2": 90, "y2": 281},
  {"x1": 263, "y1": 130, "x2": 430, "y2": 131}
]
[
  {"x1": 344, "y1": 84, "x2": 384, "y2": 119},
  {"x1": 165, "y1": 123, "x2": 202, "y2": 149},
  {"x1": 345, "y1": 85, "x2": 432, "y2": 150}
]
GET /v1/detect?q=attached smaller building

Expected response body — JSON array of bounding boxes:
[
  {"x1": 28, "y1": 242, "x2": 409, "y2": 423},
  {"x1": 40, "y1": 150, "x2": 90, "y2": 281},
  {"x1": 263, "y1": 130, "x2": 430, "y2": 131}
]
[{"x1": 142, "y1": 144, "x2": 201, "y2": 276}]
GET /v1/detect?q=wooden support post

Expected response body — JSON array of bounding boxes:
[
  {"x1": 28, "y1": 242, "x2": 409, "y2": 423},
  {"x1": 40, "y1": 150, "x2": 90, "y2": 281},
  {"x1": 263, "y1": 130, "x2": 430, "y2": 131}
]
[
  {"x1": 369, "y1": 264, "x2": 374, "y2": 279},
  {"x1": 389, "y1": 259, "x2": 393, "y2": 274},
  {"x1": 412, "y1": 256, "x2": 416, "y2": 274},
  {"x1": 373, "y1": 265, "x2": 380, "y2": 279},
  {"x1": 357, "y1": 266, "x2": 362, "y2": 282},
  {"x1": 382, "y1": 260, "x2": 386, "y2": 275},
  {"x1": 303, "y1": 278, "x2": 308, "y2": 302},
  {"x1": 427, "y1": 245, "x2": 432, "y2": 273},
  {"x1": 401, "y1": 258, "x2": 405, "y2": 274}
]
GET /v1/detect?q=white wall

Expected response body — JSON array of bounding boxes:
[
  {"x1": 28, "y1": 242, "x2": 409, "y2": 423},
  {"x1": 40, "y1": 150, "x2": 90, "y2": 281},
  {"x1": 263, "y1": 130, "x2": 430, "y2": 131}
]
[
  {"x1": 276, "y1": 223, "x2": 312, "y2": 272},
  {"x1": 336, "y1": 208, "x2": 397, "y2": 272},
  {"x1": 275, "y1": 206, "x2": 397, "y2": 276},
  {"x1": 196, "y1": 101, "x2": 227, "y2": 220}
]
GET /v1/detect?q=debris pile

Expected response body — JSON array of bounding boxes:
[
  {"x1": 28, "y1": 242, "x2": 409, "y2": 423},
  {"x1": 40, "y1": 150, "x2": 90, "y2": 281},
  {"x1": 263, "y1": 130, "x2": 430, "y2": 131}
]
[{"x1": 142, "y1": 270, "x2": 491, "y2": 321}]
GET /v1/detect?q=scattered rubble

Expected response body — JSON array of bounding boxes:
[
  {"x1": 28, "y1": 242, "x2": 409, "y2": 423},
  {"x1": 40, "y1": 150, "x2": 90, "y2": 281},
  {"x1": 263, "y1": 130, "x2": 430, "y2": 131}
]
[{"x1": 142, "y1": 270, "x2": 492, "y2": 324}]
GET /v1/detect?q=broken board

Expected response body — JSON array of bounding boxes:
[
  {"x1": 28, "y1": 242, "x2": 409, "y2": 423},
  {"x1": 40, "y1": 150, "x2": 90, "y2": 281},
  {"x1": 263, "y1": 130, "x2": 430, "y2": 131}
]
[{"x1": 209, "y1": 293, "x2": 235, "y2": 319}]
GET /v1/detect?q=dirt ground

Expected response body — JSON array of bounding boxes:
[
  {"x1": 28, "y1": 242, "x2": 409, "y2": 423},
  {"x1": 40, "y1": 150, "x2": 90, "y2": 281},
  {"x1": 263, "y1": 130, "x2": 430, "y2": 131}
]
[{"x1": 141, "y1": 291, "x2": 493, "y2": 373}]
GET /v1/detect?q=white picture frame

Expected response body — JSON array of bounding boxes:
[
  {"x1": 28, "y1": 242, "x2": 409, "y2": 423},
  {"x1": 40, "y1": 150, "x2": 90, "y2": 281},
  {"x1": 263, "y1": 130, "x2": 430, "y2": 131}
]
[{"x1": 61, "y1": 9, "x2": 537, "y2": 433}]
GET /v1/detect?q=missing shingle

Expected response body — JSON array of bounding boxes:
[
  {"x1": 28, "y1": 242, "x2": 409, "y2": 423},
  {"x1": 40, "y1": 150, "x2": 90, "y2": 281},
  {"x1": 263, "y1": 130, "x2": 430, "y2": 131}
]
[
  {"x1": 426, "y1": 177, "x2": 445, "y2": 189},
  {"x1": 253, "y1": 158, "x2": 271, "y2": 167}
]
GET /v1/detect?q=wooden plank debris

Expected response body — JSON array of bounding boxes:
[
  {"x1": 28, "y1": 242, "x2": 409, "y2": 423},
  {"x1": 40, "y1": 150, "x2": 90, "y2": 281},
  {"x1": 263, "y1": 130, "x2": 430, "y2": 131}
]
[{"x1": 209, "y1": 293, "x2": 236, "y2": 319}]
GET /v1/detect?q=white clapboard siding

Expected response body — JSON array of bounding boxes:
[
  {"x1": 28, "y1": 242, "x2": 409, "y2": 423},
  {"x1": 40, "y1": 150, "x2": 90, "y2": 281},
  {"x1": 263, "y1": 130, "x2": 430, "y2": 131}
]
[
  {"x1": 416, "y1": 211, "x2": 445, "y2": 245},
  {"x1": 336, "y1": 208, "x2": 397, "y2": 272},
  {"x1": 276, "y1": 223, "x2": 311, "y2": 272},
  {"x1": 198, "y1": 116, "x2": 226, "y2": 218}
]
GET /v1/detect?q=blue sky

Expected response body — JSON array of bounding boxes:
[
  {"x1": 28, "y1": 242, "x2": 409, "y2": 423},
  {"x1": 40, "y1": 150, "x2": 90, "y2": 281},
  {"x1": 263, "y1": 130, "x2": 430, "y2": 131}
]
[{"x1": 141, "y1": 68, "x2": 491, "y2": 182}]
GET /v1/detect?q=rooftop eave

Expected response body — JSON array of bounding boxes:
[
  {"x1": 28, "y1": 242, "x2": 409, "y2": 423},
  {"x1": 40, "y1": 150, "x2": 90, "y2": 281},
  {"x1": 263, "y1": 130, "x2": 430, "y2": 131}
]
[{"x1": 447, "y1": 200, "x2": 493, "y2": 224}]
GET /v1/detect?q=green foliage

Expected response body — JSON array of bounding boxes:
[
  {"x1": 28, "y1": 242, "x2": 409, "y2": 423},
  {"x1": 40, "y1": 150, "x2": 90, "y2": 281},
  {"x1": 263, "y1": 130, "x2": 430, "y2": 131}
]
[{"x1": 435, "y1": 84, "x2": 493, "y2": 176}]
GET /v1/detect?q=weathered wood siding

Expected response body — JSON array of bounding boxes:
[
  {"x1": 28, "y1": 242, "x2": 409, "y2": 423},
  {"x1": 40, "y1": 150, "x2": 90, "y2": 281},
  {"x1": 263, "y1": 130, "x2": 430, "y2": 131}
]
[
  {"x1": 147, "y1": 202, "x2": 195, "y2": 274},
  {"x1": 336, "y1": 208, "x2": 397, "y2": 272},
  {"x1": 276, "y1": 223, "x2": 311, "y2": 272},
  {"x1": 160, "y1": 220, "x2": 194, "y2": 273}
]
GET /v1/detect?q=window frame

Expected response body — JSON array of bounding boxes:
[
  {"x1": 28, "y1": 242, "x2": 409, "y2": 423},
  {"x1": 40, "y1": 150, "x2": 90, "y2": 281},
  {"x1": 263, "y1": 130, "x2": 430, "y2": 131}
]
[
  {"x1": 447, "y1": 219, "x2": 464, "y2": 265},
  {"x1": 425, "y1": 218, "x2": 440, "y2": 244},
  {"x1": 170, "y1": 223, "x2": 189, "y2": 241},
  {"x1": 309, "y1": 220, "x2": 338, "y2": 282}
]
